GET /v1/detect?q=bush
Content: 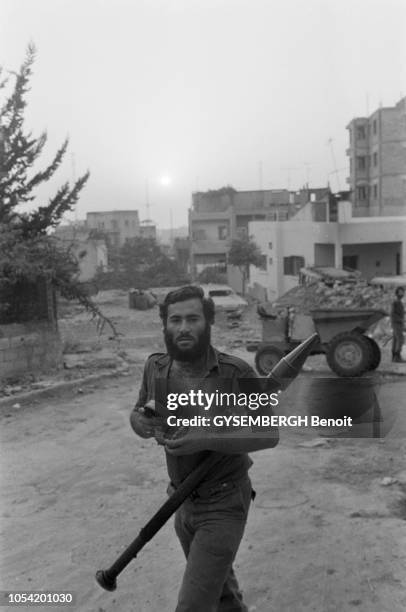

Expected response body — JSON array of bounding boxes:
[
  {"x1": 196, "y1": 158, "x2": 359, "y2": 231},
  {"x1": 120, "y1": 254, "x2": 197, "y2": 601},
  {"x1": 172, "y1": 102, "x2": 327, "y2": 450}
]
[{"x1": 197, "y1": 266, "x2": 227, "y2": 285}]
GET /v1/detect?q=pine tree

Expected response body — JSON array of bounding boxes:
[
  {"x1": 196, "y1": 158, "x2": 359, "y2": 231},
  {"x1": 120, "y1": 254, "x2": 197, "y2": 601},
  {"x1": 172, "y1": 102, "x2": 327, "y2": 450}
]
[{"x1": 0, "y1": 45, "x2": 115, "y2": 334}]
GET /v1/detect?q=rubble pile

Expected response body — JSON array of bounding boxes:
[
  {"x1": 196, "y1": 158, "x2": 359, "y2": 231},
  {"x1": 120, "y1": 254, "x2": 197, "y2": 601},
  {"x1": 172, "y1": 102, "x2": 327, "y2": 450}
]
[{"x1": 274, "y1": 281, "x2": 393, "y2": 314}]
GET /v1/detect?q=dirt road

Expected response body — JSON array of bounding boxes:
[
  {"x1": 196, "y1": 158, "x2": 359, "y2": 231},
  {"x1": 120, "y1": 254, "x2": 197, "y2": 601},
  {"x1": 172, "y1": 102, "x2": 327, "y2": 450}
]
[{"x1": 1, "y1": 373, "x2": 406, "y2": 612}]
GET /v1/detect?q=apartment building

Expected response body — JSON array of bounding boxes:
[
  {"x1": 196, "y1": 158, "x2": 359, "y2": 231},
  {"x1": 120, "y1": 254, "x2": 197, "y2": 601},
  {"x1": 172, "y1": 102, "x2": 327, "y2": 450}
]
[
  {"x1": 189, "y1": 186, "x2": 327, "y2": 289},
  {"x1": 86, "y1": 210, "x2": 141, "y2": 247},
  {"x1": 346, "y1": 96, "x2": 406, "y2": 217}
]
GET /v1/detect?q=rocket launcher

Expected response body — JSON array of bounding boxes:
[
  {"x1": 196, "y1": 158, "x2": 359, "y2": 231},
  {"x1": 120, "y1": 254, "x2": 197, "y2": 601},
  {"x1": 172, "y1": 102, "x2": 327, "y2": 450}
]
[{"x1": 95, "y1": 332, "x2": 320, "y2": 592}]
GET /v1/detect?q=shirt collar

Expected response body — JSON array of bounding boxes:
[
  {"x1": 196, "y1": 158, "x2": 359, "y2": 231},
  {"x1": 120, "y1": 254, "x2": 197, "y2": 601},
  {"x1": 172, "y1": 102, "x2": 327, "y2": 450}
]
[{"x1": 156, "y1": 345, "x2": 219, "y2": 375}]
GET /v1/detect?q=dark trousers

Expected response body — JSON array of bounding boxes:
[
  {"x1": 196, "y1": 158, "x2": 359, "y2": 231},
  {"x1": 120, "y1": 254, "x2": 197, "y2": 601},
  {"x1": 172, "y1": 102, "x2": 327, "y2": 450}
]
[
  {"x1": 174, "y1": 478, "x2": 252, "y2": 612},
  {"x1": 392, "y1": 324, "x2": 404, "y2": 355}
]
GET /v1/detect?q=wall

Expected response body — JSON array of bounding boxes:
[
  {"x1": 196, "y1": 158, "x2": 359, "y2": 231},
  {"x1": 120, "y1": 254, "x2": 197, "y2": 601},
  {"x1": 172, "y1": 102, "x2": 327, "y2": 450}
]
[
  {"x1": 192, "y1": 218, "x2": 231, "y2": 241},
  {"x1": 314, "y1": 243, "x2": 335, "y2": 266},
  {"x1": 342, "y1": 242, "x2": 401, "y2": 278},
  {"x1": 0, "y1": 321, "x2": 62, "y2": 380},
  {"x1": 227, "y1": 265, "x2": 244, "y2": 294},
  {"x1": 54, "y1": 226, "x2": 107, "y2": 281},
  {"x1": 340, "y1": 218, "x2": 406, "y2": 276}
]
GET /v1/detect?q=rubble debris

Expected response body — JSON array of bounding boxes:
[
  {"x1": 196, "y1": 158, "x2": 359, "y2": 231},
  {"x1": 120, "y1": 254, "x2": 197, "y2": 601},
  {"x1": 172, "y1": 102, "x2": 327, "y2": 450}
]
[
  {"x1": 128, "y1": 289, "x2": 157, "y2": 310},
  {"x1": 273, "y1": 280, "x2": 393, "y2": 314},
  {"x1": 380, "y1": 476, "x2": 398, "y2": 486},
  {"x1": 298, "y1": 439, "x2": 331, "y2": 448}
]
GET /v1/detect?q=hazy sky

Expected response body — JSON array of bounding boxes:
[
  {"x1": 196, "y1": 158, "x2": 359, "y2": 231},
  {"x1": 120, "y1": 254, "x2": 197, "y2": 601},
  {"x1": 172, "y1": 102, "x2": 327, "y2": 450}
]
[{"x1": 1, "y1": 0, "x2": 405, "y2": 228}]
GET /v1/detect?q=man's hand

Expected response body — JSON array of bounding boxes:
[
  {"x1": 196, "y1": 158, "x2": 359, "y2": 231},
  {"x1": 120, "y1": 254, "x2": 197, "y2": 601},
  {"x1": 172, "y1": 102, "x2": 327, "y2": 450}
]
[
  {"x1": 164, "y1": 427, "x2": 209, "y2": 455},
  {"x1": 130, "y1": 407, "x2": 166, "y2": 439}
]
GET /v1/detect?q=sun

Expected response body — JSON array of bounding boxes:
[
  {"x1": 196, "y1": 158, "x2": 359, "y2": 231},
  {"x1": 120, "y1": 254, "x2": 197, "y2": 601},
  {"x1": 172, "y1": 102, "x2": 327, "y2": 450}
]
[{"x1": 159, "y1": 174, "x2": 172, "y2": 186}]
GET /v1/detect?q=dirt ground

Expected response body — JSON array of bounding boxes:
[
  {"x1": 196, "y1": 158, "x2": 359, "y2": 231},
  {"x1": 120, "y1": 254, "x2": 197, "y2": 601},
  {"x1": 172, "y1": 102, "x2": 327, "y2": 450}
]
[{"x1": 1, "y1": 291, "x2": 406, "y2": 611}]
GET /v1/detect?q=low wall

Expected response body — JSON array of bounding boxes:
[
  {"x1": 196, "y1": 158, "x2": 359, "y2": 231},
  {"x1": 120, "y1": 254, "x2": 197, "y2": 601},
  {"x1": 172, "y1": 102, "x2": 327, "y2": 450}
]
[{"x1": 0, "y1": 321, "x2": 62, "y2": 381}]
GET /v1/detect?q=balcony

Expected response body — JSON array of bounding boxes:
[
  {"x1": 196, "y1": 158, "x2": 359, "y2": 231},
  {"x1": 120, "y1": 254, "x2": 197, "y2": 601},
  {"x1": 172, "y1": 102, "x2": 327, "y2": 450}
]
[
  {"x1": 191, "y1": 239, "x2": 230, "y2": 255},
  {"x1": 189, "y1": 208, "x2": 233, "y2": 222}
]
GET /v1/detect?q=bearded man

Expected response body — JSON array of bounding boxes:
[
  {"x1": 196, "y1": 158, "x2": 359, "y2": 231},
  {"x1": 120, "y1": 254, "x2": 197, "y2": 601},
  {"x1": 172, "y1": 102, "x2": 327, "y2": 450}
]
[{"x1": 130, "y1": 285, "x2": 279, "y2": 612}]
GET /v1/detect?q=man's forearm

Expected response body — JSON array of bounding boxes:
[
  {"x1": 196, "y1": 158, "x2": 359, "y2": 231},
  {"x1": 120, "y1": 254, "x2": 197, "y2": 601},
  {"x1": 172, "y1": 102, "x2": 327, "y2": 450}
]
[{"x1": 205, "y1": 431, "x2": 279, "y2": 454}]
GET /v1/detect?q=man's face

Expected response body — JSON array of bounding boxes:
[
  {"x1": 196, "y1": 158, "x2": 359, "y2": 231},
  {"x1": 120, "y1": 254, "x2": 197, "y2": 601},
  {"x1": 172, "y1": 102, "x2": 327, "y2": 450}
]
[
  {"x1": 397, "y1": 288, "x2": 404, "y2": 299},
  {"x1": 164, "y1": 298, "x2": 211, "y2": 361}
]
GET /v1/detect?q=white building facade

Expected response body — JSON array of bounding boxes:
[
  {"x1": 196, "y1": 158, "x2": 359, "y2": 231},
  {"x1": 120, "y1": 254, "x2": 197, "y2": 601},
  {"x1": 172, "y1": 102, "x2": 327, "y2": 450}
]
[{"x1": 249, "y1": 199, "x2": 406, "y2": 302}]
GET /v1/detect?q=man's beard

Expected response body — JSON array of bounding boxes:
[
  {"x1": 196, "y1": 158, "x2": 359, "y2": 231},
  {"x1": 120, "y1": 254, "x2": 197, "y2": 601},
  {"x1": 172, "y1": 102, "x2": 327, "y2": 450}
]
[{"x1": 164, "y1": 323, "x2": 211, "y2": 362}]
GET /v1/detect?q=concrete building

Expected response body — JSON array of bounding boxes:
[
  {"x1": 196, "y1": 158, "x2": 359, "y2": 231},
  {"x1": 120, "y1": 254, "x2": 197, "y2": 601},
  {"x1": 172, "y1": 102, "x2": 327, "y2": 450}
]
[
  {"x1": 54, "y1": 224, "x2": 108, "y2": 281},
  {"x1": 346, "y1": 96, "x2": 406, "y2": 217},
  {"x1": 249, "y1": 197, "x2": 406, "y2": 302},
  {"x1": 86, "y1": 210, "x2": 141, "y2": 247},
  {"x1": 189, "y1": 186, "x2": 326, "y2": 290},
  {"x1": 139, "y1": 219, "x2": 157, "y2": 239}
]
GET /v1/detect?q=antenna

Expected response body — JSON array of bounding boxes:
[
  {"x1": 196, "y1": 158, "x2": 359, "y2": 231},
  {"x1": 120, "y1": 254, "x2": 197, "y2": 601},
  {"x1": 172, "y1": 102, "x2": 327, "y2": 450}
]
[
  {"x1": 327, "y1": 138, "x2": 341, "y2": 191},
  {"x1": 145, "y1": 179, "x2": 153, "y2": 222},
  {"x1": 170, "y1": 208, "x2": 173, "y2": 244},
  {"x1": 281, "y1": 166, "x2": 299, "y2": 191},
  {"x1": 304, "y1": 162, "x2": 311, "y2": 187},
  {"x1": 258, "y1": 160, "x2": 263, "y2": 191}
]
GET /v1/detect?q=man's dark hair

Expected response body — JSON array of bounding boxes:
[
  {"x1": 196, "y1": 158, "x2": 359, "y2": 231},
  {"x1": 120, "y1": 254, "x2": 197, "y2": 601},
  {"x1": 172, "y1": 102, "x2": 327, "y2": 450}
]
[
  {"x1": 395, "y1": 287, "x2": 404, "y2": 298},
  {"x1": 159, "y1": 285, "x2": 215, "y2": 325}
]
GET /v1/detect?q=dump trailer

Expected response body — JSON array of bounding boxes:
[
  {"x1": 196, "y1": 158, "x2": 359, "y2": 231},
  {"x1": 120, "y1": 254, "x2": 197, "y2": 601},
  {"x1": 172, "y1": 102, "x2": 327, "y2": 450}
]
[{"x1": 253, "y1": 305, "x2": 386, "y2": 377}]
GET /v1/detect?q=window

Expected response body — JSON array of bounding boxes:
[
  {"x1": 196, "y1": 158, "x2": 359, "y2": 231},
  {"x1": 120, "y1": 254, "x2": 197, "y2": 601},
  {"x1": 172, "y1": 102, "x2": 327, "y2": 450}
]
[
  {"x1": 124, "y1": 220, "x2": 129, "y2": 227},
  {"x1": 283, "y1": 256, "x2": 305, "y2": 276},
  {"x1": 313, "y1": 202, "x2": 327, "y2": 222},
  {"x1": 192, "y1": 229, "x2": 206, "y2": 240},
  {"x1": 373, "y1": 120, "x2": 377, "y2": 135},
  {"x1": 329, "y1": 200, "x2": 338, "y2": 222},
  {"x1": 268, "y1": 242, "x2": 273, "y2": 249},
  {"x1": 373, "y1": 152, "x2": 378, "y2": 166},
  {"x1": 343, "y1": 255, "x2": 358, "y2": 270},
  {"x1": 373, "y1": 184, "x2": 378, "y2": 199},
  {"x1": 357, "y1": 156, "x2": 366, "y2": 170},
  {"x1": 111, "y1": 219, "x2": 118, "y2": 229},
  {"x1": 356, "y1": 125, "x2": 366, "y2": 140},
  {"x1": 218, "y1": 225, "x2": 228, "y2": 240},
  {"x1": 209, "y1": 289, "x2": 232, "y2": 298},
  {"x1": 268, "y1": 257, "x2": 273, "y2": 265},
  {"x1": 357, "y1": 186, "x2": 367, "y2": 201},
  {"x1": 236, "y1": 227, "x2": 248, "y2": 239}
]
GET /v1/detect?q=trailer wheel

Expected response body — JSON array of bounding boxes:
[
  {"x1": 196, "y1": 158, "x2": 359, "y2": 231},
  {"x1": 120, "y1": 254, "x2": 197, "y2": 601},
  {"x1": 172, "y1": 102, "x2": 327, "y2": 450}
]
[
  {"x1": 366, "y1": 337, "x2": 381, "y2": 370},
  {"x1": 326, "y1": 332, "x2": 373, "y2": 377},
  {"x1": 255, "y1": 345, "x2": 284, "y2": 375}
]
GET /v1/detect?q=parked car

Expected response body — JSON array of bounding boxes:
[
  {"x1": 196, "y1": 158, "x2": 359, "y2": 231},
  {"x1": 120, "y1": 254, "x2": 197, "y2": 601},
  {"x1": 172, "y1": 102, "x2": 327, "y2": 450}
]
[{"x1": 199, "y1": 284, "x2": 248, "y2": 312}]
